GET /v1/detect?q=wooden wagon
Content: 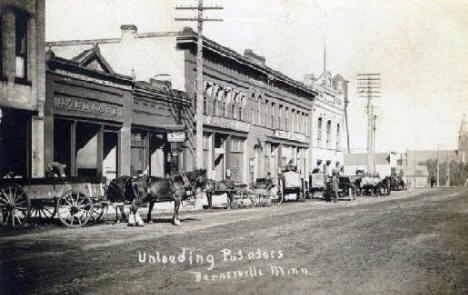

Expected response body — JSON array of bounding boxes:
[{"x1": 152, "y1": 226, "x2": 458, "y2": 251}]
[
  {"x1": 279, "y1": 170, "x2": 305, "y2": 202},
  {"x1": 0, "y1": 177, "x2": 105, "y2": 228}
]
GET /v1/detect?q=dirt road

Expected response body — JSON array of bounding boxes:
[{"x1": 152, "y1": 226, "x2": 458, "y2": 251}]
[{"x1": 1, "y1": 188, "x2": 468, "y2": 295}]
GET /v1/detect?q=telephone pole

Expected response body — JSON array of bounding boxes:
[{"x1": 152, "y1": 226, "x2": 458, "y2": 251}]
[
  {"x1": 437, "y1": 145, "x2": 440, "y2": 187},
  {"x1": 175, "y1": 0, "x2": 223, "y2": 170},
  {"x1": 357, "y1": 73, "x2": 381, "y2": 175}
]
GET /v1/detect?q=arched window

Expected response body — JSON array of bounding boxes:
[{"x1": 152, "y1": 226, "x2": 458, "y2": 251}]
[
  {"x1": 317, "y1": 118, "x2": 323, "y2": 141},
  {"x1": 336, "y1": 124, "x2": 340, "y2": 148},
  {"x1": 231, "y1": 103, "x2": 236, "y2": 119},
  {"x1": 326, "y1": 120, "x2": 331, "y2": 147}
]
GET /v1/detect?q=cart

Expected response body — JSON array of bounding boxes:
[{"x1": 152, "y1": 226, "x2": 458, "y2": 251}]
[
  {"x1": 0, "y1": 177, "x2": 105, "y2": 228},
  {"x1": 249, "y1": 178, "x2": 277, "y2": 207},
  {"x1": 309, "y1": 172, "x2": 326, "y2": 199},
  {"x1": 279, "y1": 170, "x2": 305, "y2": 202}
]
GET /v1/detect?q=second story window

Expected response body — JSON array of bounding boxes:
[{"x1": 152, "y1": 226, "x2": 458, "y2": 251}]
[
  {"x1": 15, "y1": 14, "x2": 28, "y2": 80},
  {"x1": 317, "y1": 117, "x2": 322, "y2": 142},
  {"x1": 326, "y1": 120, "x2": 331, "y2": 147},
  {"x1": 336, "y1": 124, "x2": 341, "y2": 148}
]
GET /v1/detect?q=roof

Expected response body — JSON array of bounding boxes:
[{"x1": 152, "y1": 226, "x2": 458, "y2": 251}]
[
  {"x1": 176, "y1": 28, "x2": 318, "y2": 98},
  {"x1": 344, "y1": 153, "x2": 391, "y2": 166},
  {"x1": 46, "y1": 49, "x2": 133, "y2": 84},
  {"x1": 68, "y1": 44, "x2": 116, "y2": 74}
]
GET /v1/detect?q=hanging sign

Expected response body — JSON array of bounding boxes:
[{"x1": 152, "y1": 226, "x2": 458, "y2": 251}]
[{"x1": 167, "y1": 131, "x2": 186, "y2": 143}]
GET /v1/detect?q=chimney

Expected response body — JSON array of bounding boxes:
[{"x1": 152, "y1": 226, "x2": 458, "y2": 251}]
[
  {"x1": 120, "y1": 24, "x2": 137, "y2": 40},
  {"x1": 303, "y1": 74, "x2": 316, "y2": 88},
  {"x1": 150, "y1": 74, "x2": 172, "y2": 89},
  {"x1": 243, "y1": 49, "x2": 266, "y2": 66}
]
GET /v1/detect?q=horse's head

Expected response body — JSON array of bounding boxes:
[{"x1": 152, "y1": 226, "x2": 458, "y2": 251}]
[
  {"x1": 131, "y1": 175, "x2": 150, "y2": 203},
  {"x1": 185, "y1": 169, "x2": 208, "y2": 191}
]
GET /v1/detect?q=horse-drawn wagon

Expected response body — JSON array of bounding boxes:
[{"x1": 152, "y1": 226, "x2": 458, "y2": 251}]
[
  {"x1": 0, "y1": 176, "x2": 105, "y2": 228},
  {"x1": 309, "y1": 172, "x2": 326, "y2": 199},
  {"x1": 279, "y1": 169, "x2": 305, "y2": 202}
]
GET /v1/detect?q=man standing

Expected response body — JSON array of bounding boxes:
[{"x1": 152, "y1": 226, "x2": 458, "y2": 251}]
[{"x1": 331, "y1": 170, "x2": 340, "y2": 203}]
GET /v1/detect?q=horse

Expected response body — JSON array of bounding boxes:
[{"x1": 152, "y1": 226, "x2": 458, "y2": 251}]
[
  {"x1": 106, "y1": 169, "x2": 207, "y2": 226},
  {"x1": 146, "y1": 169, "x2": 207, "y2": 225},
  {"x1": 358, "y1": 176, "x2": 381, "y2": 196},
  {"x1": 106, "y1": 175, "x2": 150, "y2": 226},
  {"x1": 378, "y1": 176, "x2": 392, "y2": 196}
]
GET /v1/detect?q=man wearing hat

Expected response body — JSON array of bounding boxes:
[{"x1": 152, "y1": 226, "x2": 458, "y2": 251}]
[{"x1": 331, "y1": 170, "x2": 340, "y2": 203}]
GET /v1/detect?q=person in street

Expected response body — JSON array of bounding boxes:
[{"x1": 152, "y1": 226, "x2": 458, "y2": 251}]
[
  {"x1": 331, "y1": 170, "x2": 340, "y2": 203},
  {"x1": 430, "y1": 176, "x2": 436, "y2": 188}
]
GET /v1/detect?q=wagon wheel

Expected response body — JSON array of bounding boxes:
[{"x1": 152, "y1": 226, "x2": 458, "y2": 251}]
[
  {"x1": 87, "y1": 201, "x2": 106, "y2": 223},
  {"x1": 56, "y1": 190, "x2": 92, "y2": 228},
  {"x1": 0, "y1": 184, "x2": 31, "y2": 228},
  {"x1": 30, "y1": 200, "x2": 57, "y2": 223}
]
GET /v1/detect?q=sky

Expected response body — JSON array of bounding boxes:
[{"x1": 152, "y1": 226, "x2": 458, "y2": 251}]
[{"x1": 45, "y1": 0, "x2": 468, "y2": 153}]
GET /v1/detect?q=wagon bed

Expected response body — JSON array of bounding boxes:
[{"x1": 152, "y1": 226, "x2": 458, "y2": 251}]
[{"x1": 0, "y1": 176, "x2": 105, "y2": 228}]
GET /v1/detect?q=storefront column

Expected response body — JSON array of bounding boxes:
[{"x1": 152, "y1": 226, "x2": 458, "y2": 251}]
[
  {"x1": 97, "y1": 125, "x2": 104, "y2": 176},
  {"x1": 225, "y1": 135, "x2": 231, "y2": 177},
  {"x1": 30, "y1": 116, "x2": 44, "y2": 177},
  {"x1": 241, "y1": 139, "x2": 247, "y2": 183},
  {"x1": 119, "y1": 125, "x2": 131, "y2": 176},
  {"x1": 70, "y1": 121, "x2": 77, "y2": 176},
  {"x1": 209, "y1": 133, "x2": 215, "y2": 179}
]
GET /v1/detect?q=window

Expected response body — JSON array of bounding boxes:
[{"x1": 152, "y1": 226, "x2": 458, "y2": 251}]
[
  {"x1": 271, "y1": 103, "x2": 275, "y2": 128},
  {"x1": 278, "y1": 105, "x2": 283, "y2": 130},
  {"x1": 326, "y1": 120, "x2": 331, "y2": 147},
  {"x1": 317, "y1": 118, "x2": 322, "y2": 141},
  {"x1": 285, "y1": 107, "x2": 289, "y2": 130},
  {"x1": 257, "y1": 97, "x2": 261, "y2": 125},
  {"x1": 213, "y1": 99, "x2": 218, "y2": 116},
  {"x1": 336, "y1": 124, "x2": 341, "y2": 148},
  {"x1": 232, "y1": 104, "x2": 236, "y2": 119},
  {"x1": 15, "y1": 13, "x2": 28, "y2": 79},
  {"x1": 291, "y1": 109, "x2": 295, "y2": 132},
  {"x1": 238, "y1": 105, "x2": 242, "y2": 121}
]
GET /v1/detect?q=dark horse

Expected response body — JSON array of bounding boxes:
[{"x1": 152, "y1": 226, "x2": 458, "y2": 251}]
[{"x1": 107, "y1": 169, "x2": 207, "y2": 226}]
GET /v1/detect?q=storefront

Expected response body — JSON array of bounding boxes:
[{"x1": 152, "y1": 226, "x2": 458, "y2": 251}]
[
  {"x1": 132, "y1": 81, "x2": 187, "y2": 177},
  {"x1": 45, "y1": 50, "x2": 133, "y2": 180},
  {"x1": 45, "y1": 49, "x2": 188, "y2": 180},
  {"x1": 202, "y1": 115, "x2": 249, "y2": 182}
]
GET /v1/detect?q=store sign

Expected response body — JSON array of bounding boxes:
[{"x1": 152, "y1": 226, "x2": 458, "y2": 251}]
[
  {"x1": 167, "y1": 131, "x2": 186, "y2": 142},
  {"x1": 203, "y1": 115, "x2": 250, "y2": 133},
  {"x1": 274, "y1": 130, "x2": 307, "y2": 143},
  {"x1": 54, "y1": 96, "x2": 122, "y2": 119}
]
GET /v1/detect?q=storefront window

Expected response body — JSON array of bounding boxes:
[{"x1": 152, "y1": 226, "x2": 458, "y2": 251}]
[{"x1": 15, "y1": 13, "x2": 28, "y2": 80}]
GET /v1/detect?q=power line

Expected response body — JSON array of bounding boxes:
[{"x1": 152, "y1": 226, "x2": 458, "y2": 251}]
[
  {"x1": 357, "y1": 73, "x2": 381, "y2": 175},
  {"x1": 175, "y1": 0, "x2": 223, "y2": 170}
]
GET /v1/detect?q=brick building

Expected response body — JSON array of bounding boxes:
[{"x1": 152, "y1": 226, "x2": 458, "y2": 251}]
[
  {"x1": 0, "y1": 0, "x2": 46, "y2": 178},
  {"x1": 47, "y1": 25, "x2": 318, "y2": 184},
  {"x1": 44, "y1": 46, "x2": 187, "y2": 181}
]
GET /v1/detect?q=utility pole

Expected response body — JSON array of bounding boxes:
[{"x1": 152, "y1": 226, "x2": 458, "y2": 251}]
[
  {"x1": 437, "y1": 144, "x2": 440, "y2": 187},
  {"x1": 175, "y1": 0, "x2": 223, "y2": 170},
  {"x1": 373, "y1": 112, "x2": 377, "y2": 174},
  {"x1": 357, "y1": 73, "x2": 381, "y2": 175},
  {"x1": 446, "y1": 151, "x2": 451, "y2": 187}
]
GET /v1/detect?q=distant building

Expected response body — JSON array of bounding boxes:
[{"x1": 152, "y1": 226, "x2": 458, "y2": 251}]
[
  {"x1": 343, "y1": 152, "x2": 399, "y2": 177},
  {"x1": 304, "y1": 71, "x2": 348, "y2": 176},
  {"x1": 401, "y1": 165, "x2": 429, "y2": 188},
  {"x1": 0, "y1": 0, "x2": 46, "y2": 177}
]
